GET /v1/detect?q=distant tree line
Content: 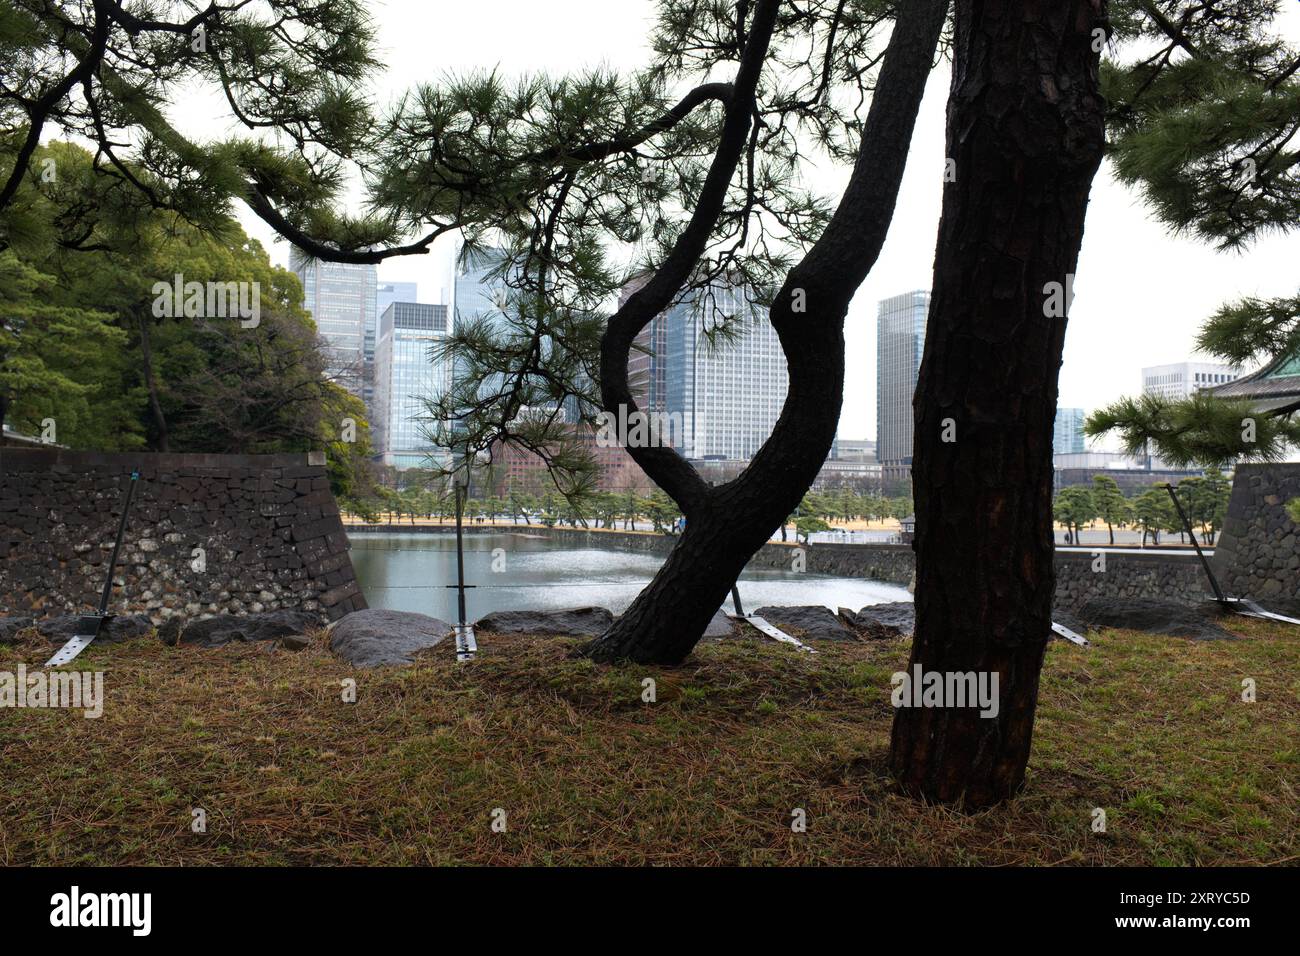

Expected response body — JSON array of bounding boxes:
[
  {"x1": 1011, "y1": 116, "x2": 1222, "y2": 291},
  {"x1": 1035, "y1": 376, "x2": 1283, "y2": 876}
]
[
  {"x1": 352, "y1": 482, "x2": 913, "y2": 539},
  {"x1": 1053, "y1": 471, "x2": 1232, "y2": 547}
]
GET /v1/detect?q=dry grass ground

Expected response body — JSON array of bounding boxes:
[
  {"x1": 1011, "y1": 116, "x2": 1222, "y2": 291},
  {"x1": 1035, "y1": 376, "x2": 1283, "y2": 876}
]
[{"x1": 0, "y1": 616, "x2": 1295, "y2": 866}]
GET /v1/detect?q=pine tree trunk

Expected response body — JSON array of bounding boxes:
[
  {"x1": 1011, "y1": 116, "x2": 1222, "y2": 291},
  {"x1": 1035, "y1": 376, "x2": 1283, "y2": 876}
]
[
  {"x1": 137, "y1": 312, "x2": 170, "y2": 452},
  {"x1": 586, "y1": 0, "x2": 950, "y2": 665},
  {"x1": 889, "y1": 0, "x2": 1108, "y2": 808},
  {"x1": 587, "y1": 322, "x2": 844, "y2": 664}
]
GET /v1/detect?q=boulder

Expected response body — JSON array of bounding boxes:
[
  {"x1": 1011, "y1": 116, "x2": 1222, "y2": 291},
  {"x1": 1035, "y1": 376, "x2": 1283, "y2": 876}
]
[
  {"x1": 0, "y1": 616, "x2": 35, "y2": 645},
  {"x1": 701, "y1": 609, "x2": 736, "y2": 641},
  {"x1": 475, "y1": 606, "x2": 613, "y2": 637},
  {"x1": 853, "y1": 602, "x2": 916, "y2": 638},
  {"x1": 753, "y1": 605, "x2": 858, "y2": 642},
  {"x1": 35, "y1": 614, "x2": 154, "y2": 643},
  {"x1": 329, "y1": 609, "x2": 452, "y2": 667},
  {"x1": 160, "y1": 610, "x2": 319, "y2": 648},
  {"x1": 839, "y1": 606, "x2": 906, "y2": 641},
  {"x1": 1075, "y1": 598, "x2": 1236, "y2": 641}
]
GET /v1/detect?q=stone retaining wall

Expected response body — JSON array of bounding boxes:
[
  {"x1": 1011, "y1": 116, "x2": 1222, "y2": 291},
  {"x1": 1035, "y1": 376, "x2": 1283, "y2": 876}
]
[
  {"x1": 0, "y1": 450, "x2": 365, "y2": 622},
  {"x1": 1053, "y1": 550, "x2": 1210, "y2": 609},
  {"x1": 1211, "y1": 463, "x2": 1300, "y2": 605}
]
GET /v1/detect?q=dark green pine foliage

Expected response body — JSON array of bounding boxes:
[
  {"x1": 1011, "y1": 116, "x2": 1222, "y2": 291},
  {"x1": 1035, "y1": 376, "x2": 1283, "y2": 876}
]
[{"x1": 1089, "y1": 0, "x2": 1300, "y2": 465}]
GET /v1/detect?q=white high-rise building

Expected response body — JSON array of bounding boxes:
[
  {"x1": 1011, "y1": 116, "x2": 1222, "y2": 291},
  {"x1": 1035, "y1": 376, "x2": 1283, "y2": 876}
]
[
  {"x1": 1053, "y1": 407, "x2": 1086, "y2": 455},
  {"x1": 1141, "y1": 361, "x2": 1239, "y2": 401}
]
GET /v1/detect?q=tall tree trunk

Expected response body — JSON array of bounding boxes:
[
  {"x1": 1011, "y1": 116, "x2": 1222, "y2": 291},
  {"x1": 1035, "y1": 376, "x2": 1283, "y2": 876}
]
[
  {"x1": 585, "y1": 0, "x2": 950, "y2": 664},
  {"x1": 137, "y1": 312, "x2": 170, "y2": 451},
  {"x1": 890, "y1": 0, "x2": 1108, "y2": 808}
]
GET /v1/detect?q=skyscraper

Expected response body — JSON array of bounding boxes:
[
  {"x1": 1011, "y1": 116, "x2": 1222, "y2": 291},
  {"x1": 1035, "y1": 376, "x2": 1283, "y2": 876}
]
[
  {"x1": 290, "y1": 247, "x2": 378, "y2": 398},
  {"x1": 376, "y1": 282, "x2": 419, "y2": 328},
  {"x1": 876, "y1": 291, "x2": 929, "y2": 489},
  {"x1": 1053, "y1": 407, "x2": 1086, "y2": 456},
  {"x1": 453, "y1": 248, "x2": 510, "y2": 333},
  {"x1": 373, "y1": 302, "x2": 452, "y2": 471},
  {"x1": 627, "y1": 278, "x2": 788, "y2": 462}
]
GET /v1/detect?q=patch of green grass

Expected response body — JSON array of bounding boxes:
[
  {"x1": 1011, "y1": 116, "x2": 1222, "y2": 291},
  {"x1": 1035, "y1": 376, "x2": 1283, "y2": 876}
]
[{"x1": 0, "y1": 620, "x2": 1295, "y2": 865}]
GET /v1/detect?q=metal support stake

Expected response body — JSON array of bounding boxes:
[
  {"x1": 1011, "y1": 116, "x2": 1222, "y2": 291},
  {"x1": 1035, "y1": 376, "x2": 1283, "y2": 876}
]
[
  {"x1": 451, "y1": 465, "x2": 477, "y2": 663},
  {"x1": 46, "y1": 470, "x2": 139, "y2": 667},
  {"x1": 1162, "y1": 483, "x2": 1226, "y2": 602}
]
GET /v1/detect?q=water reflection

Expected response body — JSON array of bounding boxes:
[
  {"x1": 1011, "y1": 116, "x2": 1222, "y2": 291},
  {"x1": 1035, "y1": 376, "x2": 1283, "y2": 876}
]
[{"x1": 348, "y1": 531, "x2": 911, "y2": 620}]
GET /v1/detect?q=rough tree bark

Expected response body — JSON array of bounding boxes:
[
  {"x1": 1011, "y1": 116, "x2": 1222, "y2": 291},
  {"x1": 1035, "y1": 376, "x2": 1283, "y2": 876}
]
[
  {"x1": 889, "y1": 0, "x2": 1108, "y2": 807},
  {"x1": 585, "y1": 0, "x2": 951, "y2": 664}
]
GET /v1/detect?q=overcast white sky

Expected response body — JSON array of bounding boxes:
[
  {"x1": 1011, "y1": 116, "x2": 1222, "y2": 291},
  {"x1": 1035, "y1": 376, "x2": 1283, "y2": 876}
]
[{"x1": 223, "y1": 0, "x2": 1300, "y2": 447}]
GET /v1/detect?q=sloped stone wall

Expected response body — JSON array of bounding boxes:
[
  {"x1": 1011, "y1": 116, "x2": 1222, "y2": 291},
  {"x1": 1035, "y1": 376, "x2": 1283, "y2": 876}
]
[
  {"x1": 0, "y1": 450, "x2": 365, "y2": 623},
  {"x1": 1211, "y1": 463, "x2": 1300, "y2": 605}
]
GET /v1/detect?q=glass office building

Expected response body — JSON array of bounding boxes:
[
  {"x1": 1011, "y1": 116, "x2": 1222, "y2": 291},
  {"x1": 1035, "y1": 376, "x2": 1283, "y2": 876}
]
[
  {"x1": 876, "y1": 291, "x2": 929, "y2": 489},
  {"x1": 655, "y1": 280, "x2": 788, "y2": 461},
  {"x1": 1053, "y1": 407, "x2": 1087, "y2": 456},
  {"x1": 373, "y1": 302, "x2": 452, "y2": 470},
  {"x1": 290, "y1": 247, "x2": 378, "y2": 396}
]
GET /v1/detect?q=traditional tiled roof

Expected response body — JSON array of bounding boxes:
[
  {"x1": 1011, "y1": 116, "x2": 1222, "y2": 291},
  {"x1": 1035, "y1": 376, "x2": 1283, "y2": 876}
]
[{"x1": 1210, "y1": 348, "x2": 1300, "y2": 415}]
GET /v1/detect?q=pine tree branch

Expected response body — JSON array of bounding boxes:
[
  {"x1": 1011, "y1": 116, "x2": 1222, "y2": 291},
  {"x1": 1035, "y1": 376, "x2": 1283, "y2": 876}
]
[{"x1": 599, "y1": 0, "x2": 784, "y2": 515}]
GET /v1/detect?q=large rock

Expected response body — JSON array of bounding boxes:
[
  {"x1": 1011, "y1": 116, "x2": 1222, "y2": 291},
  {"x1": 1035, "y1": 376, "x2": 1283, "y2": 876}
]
[
  {"x1": 853, "y1": 602, "x2": 916, "y2": 638},
  {"x1": 34, "y1": 614, "x2": 155, "y2": 643},
  {"x1": 753, "y1": 605, "x2": 858, "y2": 642},
  {"x1": 1075, "y1": 598, "x2": 1236, "y2": 641},
  {"x1": 160, "y1": 610, "x2": 320, "y2": 648},
  {"x1": 838, "y1": 607, "x2": 906, "y2": 641},
  {"x1": 0, "y1": 617, "x2": 35, "y2": 645},
  {"x1": 701, "y1": 609, "x2": 737, "y2": 641},
  {"x1": 330, "y1": 609, "x2": 452, "y2": 667},
  {"x1": 475, "y1": 606, "x2": 613, "y2": 637}
]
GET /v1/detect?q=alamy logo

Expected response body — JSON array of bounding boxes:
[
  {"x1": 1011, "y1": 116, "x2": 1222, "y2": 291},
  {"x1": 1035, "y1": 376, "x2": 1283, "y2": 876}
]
[
  {"x1": 152, "y1": 273, "x2": 261, "y2": 328},
  {"x1": 0, "y1": 664, "x2": 103, "y2": 718},
  {"x1": 595, "y1": 406, "x2": 688, "y2": 448},
  {"x1": 891, "y1": 665, "x2": 1000, "y2": 718},
  {"x1": 50, "y1": 886, "x2": 151, "y2": 936}
]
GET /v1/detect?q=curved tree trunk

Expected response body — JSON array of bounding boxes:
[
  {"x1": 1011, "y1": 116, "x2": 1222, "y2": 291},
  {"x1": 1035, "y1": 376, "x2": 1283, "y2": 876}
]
[
  {"x1": 588, "y1": 320, "x2": 843, "y2": 663},
  {"x1": 585, "y1": 0, "x2": 951, "y2": 665},
  {"x1": 889, "y1": 0, "x2": 1108, "y2": 808}
]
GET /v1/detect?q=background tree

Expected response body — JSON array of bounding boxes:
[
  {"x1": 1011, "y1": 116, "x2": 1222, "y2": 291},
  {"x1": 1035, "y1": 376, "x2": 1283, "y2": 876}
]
[
  {"x1": 1053, "y1": 486, "x2": 1098, "y2": 544},
  {"x1": 794, "y1": 515, "x2": 829, "y2": 543},
  {"x1": 0, "y1": 249, "x2": 125, "y2": 442},
  {"x1": 1, "y1": 141, "x2": 379, "y2": 504},
  {"x1": 1091, "y1": 474, "x2": 1132, "y2": 545},
  {"x1": 1133, "y1": 484, "x2": 1177, "y2": 545}
]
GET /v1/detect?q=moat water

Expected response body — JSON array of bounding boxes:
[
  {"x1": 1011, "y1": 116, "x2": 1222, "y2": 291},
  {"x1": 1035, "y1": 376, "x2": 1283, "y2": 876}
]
[{"x1": 350, "y1": 531, "x2": 911, "y2": 621}]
